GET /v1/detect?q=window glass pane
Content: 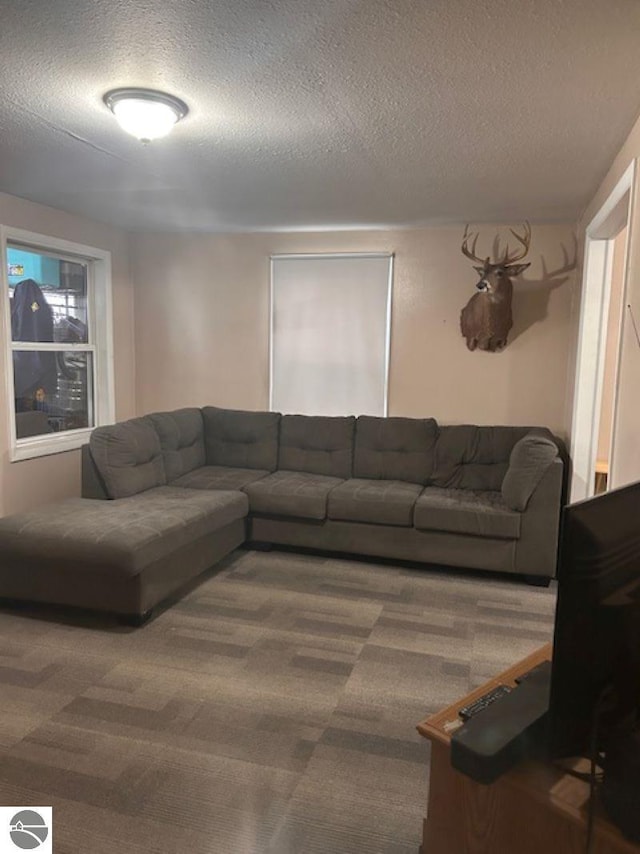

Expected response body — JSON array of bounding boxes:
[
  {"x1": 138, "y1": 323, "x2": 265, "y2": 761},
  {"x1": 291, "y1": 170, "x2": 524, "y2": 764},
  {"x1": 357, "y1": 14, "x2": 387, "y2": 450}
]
[
  {"x1": 14, "y1": 351, "x2": 94, "y2": 438},
  {"x1": 8, "y1": 247, "x2": 88, "y2": 344}
]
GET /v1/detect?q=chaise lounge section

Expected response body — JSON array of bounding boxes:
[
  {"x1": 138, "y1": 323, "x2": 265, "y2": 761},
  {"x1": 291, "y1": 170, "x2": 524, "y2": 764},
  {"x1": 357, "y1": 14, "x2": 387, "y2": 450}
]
[{"x1": 0, "y1": 406, "x2": 564, "y2": 622}]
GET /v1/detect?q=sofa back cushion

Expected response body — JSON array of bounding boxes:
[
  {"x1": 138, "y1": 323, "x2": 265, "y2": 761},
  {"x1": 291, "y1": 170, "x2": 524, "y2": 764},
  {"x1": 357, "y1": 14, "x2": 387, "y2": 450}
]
[
  {"x1": 203, "y1": 406, "x2": 280, "y2": 471},
  {"x1": 432, "y1": 425, "x2": 533, "y2": 490},
  {"x1": 353, "y1": 415, "x2": 438, "y2": 484},
  {"x1": 148, "y1": 408, "x2": 205, "y2": 482},
  {"x1": 279, "y1": 414, "x2": 355, "y2": 478},
  {"x1": 89, "y1": 416, "x2": 166, "y2": 499}
]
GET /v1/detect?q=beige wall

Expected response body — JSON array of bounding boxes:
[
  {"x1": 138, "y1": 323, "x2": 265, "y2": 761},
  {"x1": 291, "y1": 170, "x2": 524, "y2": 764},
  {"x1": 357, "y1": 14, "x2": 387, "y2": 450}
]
[
  {"x1": 0, "y1": 192, "x2": 135, "y2": 517},
  {"x1": 132, "y1": 224, "x2": 576, "y2": 436}
]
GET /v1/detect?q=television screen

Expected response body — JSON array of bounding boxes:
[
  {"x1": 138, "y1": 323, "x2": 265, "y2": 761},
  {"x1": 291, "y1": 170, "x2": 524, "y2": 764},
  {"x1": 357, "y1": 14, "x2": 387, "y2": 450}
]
[{"x1": 548, "y1": 480, "x2": 640, "y2": 759}]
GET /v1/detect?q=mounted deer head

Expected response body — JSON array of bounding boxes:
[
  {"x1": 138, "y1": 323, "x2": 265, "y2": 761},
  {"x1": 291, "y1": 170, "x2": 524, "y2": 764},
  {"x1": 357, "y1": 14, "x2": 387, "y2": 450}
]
[{"x1": 460, "y1": 222, "x2": 531, "y2": 351}]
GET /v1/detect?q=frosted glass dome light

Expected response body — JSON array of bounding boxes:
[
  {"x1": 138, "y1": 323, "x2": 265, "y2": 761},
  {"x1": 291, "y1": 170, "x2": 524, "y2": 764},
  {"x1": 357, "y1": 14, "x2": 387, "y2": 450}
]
[{"x1": 104, "y1": 89, "x2": 188, "y2": 142}]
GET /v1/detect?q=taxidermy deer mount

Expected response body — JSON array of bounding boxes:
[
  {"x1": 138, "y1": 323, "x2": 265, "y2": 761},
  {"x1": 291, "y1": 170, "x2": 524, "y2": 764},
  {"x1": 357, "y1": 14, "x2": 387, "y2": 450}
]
[{"x1": 460, "y1": 222, "x2": 531, "y2": 352}]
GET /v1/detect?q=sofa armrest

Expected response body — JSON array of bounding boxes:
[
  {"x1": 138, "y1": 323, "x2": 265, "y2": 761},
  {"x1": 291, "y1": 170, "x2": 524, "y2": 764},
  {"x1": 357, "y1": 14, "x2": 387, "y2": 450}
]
[
  {"x1": 502, "y1": 432, "x2": 560, "y2": 512},
  {"x1": 514, "y1": 457, "x2": 564, "y2": 578}
]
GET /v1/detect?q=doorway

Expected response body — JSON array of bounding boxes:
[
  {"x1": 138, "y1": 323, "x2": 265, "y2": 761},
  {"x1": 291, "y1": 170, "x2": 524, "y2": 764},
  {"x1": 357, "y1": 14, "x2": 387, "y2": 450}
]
[
  {"x1": 569, "y1": 161, "x2": 634, "y2": 502},
  {"x1": 593, "y1": 226, "x2": 627, "y2": 494}
]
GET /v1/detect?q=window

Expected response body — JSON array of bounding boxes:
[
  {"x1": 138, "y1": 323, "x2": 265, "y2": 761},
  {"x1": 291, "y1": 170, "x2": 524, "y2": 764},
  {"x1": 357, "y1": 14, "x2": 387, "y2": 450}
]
[
  {"x1": 270, "y1": 253, "x2": 393, "y2": 416},
  {"x1": 1, "y1": 227, "x2": 114, "y2": 461}
]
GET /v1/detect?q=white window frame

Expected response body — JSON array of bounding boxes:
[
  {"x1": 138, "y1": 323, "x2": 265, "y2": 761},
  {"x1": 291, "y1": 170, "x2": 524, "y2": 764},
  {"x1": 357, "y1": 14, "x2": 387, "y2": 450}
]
[{"x1": 1, "y1": 226, "x2": 115, "y2": 462}]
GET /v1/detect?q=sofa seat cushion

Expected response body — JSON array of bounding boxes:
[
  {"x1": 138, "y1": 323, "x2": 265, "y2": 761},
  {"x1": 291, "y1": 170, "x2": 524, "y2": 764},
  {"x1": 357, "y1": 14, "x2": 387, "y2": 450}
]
[
  {"x1": 0, "y1": 487, "x2": 248, "y2": 576},
  {"x1": 414, "y1": 487, "x2": 521, "y2": 540},
  {"x1": 172, "y1": 465, "x2": 270, "y2": 491},
  {"x1": 328, "y1": 479, "x2": 423, "y2": 527},
  {"x1": 244, "y1": 470, "x2": 344, "y2": 520}
]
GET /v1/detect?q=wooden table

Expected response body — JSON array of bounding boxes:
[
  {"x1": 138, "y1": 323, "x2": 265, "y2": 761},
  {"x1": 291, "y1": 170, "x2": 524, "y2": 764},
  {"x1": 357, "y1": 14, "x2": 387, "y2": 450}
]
[{"x1": 417, "y1": 644, "x2": 640, "y2": 854}]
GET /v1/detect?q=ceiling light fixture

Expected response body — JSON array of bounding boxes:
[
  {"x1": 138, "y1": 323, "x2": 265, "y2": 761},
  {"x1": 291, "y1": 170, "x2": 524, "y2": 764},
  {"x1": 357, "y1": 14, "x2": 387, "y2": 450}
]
[{"x1": 103, "y1": 88, "x2": 188, "y2": 143}]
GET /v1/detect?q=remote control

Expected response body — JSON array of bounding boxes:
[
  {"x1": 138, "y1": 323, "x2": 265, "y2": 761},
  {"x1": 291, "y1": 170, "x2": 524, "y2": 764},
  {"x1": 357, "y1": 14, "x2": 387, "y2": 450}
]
[{"x1": 458, "y1": 684, "x2": 512, "y2": 721}]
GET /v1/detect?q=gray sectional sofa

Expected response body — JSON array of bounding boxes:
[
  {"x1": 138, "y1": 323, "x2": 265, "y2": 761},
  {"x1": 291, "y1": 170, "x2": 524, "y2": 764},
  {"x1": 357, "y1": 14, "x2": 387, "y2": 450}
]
[{"x1": 0, "y1": 406, "x2": 564, "y2": 622}]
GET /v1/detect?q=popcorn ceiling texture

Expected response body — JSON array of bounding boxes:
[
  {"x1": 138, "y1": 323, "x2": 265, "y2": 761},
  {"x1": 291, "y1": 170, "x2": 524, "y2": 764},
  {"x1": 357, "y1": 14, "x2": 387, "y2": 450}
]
[{"x1": 1, "y1": 0, "x2": 640, "y2": 231}]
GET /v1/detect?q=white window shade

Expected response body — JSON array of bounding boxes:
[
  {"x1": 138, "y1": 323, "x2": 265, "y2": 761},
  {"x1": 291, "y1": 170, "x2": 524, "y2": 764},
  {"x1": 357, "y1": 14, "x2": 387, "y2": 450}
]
[{"x1": 270, "y1": 254, "x2": 393, "y2": 416}]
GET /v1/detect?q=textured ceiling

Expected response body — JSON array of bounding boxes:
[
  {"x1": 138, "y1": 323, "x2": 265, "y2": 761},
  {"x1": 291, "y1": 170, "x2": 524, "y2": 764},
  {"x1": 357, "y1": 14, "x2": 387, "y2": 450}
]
[{"x1": 1, "y1": 0, "x2": 640, "y2": 232}]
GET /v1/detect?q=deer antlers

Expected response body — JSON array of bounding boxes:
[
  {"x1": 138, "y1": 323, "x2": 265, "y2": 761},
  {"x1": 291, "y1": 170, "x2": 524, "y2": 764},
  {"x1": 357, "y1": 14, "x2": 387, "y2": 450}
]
[
  {"x1": 502, "y1": 222, "x2": 531, "y2": 264},
  {"x1": 461, "y1": 222, "x2": 531, "y2": 266},
  {"x1": 461, "y1": 225, "x2": 487, "y2": 265}
]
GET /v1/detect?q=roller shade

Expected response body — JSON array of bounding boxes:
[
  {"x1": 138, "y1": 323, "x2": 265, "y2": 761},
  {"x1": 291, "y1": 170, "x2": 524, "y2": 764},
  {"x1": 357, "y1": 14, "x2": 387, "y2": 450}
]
[{"x1": 270, "y1": 254, "x2": 393, "y2": 416}]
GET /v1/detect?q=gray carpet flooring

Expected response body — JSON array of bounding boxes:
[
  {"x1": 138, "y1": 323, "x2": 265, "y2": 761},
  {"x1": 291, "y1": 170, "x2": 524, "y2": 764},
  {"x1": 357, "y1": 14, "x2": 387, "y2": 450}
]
[{"x1": 0, "y1": 549, "x2": 556, "y2": 853}]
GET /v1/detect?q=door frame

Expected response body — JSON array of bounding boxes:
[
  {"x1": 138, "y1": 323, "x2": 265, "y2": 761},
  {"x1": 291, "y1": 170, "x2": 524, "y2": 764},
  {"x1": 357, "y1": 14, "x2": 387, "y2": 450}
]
[{"x1": 569, "y1": 160, "x2": 635, "y2": 502}]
